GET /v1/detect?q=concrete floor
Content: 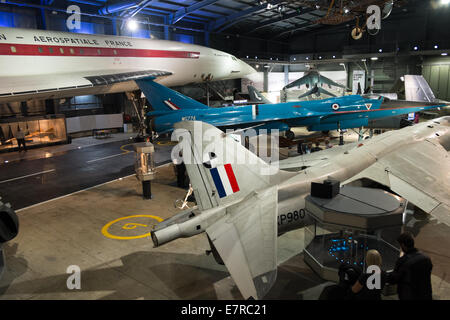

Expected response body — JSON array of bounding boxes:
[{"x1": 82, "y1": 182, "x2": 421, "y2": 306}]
[
  {"x1": 1, "y1": 163, "x2": 449, "y2": 300},
  {"x1": 0, "y1": 164, "x2": 323, "y2": 300},
  {"x1": 0, "y1": 132, "x2": 137, "y2": 164},
  {"x1": 0, "y1": 136, "x2": 173, "y2": 210}
]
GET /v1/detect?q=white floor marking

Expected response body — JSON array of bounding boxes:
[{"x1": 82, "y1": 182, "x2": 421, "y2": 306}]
[
  {"x1": 86, "y1": 153, "x2": 127, "y2": 163},
  {"x1": 16, "y1": 162, "x2": 171, "y2": 213},
  {"x1": 0, "y1": 169, "x2": 56, "y2": 184}
]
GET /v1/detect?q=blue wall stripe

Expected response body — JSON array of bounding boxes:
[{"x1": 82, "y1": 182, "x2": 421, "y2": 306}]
[{"x1": 210, "y1": 168, "x2": 226, "y2": 198}]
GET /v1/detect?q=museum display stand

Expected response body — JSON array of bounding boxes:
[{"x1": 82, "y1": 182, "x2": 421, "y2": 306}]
[{"x1": 304, "y1": 185, "x2": 405, "y2": 282}]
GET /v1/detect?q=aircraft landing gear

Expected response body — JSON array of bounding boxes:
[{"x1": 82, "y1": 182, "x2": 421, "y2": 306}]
[
  {"x1": 358, "y1": 127, "x2": 365, "y2": 142},
  {"x1": 337, "y1": 122, "x2": 344, "y2": 146},
  {"x1": 286, "y1": 130, "x2": 295, "y2": 140}
]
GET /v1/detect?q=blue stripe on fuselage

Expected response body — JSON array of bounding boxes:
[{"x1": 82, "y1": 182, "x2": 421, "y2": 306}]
[{"x1": 210, "y1": 168, "x2": 226, "y2": 198}]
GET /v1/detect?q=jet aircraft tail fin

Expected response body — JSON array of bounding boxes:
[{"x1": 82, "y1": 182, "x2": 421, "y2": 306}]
[
  {"x1": 135, "y1": 78, "x2": 209, "y2": 112},
  {"x1": 173, "y1": 121, "x2": 295, "y2": 211},
  {"x1": 298, "y1": 86, "x2": 318, "y2": 99},
  {"x1": 404, "y1": 75, "x2": 437, "y2": 102},
  {"x1": 247, "y1": 85, "x2": 272, "y2": 104}
]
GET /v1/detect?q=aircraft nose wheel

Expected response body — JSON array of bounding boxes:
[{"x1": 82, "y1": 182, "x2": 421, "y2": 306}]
[{"x1": 286, "y1": 130, "x2": 295, "y2": 140}]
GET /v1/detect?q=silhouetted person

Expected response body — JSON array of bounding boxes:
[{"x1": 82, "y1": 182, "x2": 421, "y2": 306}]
[
  {"x1": 387, "y1": 232, "x2": 433, "y2": 300},
  {"x1": 311, "y1": 142, "x2": 323, "y2": 152},
  {"x1": 15, "y1": 127, "x2": 27, "y2": 152},
  {"x1": 176, "y1": 163, "x2": 188, "y2": 188},
  {"x1": 319, "y1": 264, "x2": 361, "y2": 300},
  {"x1": 305, "y1": 143, "x2": 312, "y2": 154},
  {"x1": 297, "y1": 140, "x2": 305, "y2": 155},
  {"x1": 352, "y1": 250, "x2": 387, "y2": 300}
]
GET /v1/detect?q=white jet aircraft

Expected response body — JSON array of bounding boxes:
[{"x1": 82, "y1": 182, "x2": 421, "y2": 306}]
[
  {"x1": 0, "y1": 27, "x2": 255, "y2": 103},
  {"x1": 151, "y1": 117, "x2": 450, "y2": 299}
]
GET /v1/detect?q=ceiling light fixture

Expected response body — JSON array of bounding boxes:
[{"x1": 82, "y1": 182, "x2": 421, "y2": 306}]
[{"x1": 127, "y1": 19, "x2": 138, "y2": 31}]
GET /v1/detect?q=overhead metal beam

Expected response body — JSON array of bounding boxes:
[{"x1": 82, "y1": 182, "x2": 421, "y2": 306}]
[
  {"x1": 245, "y1": 7, "x2": 315, "y2": 34},
  {"x1": 209, "y1": 0, "x2": 283, "y2": 33},
  {"x1": 125, "y1": 0, "x2": 154, "y2": 18},
  {"x1": 271, "y1": 21, "x2": 313, "y2": 39},
  {"x1": 1, "y1": 0, "x2": 205, "y2": 33},
  {"x1": 171, "y1": 0, "x2": 220, "y2": 24},
  {"x1": 99, "y1": 1, "x2": 138, "y2": 15},
  {"x1": 69, "y1": 0, "x2": 104, "y2": 6}
]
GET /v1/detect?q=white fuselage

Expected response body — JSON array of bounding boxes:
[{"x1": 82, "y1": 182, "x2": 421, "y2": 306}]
[
  {"x1": 0, "y1": 27, "x2": 255, "y2": 102},
  {"x1": 275, "y1": 117, "x2": 450, "y2": 233}
]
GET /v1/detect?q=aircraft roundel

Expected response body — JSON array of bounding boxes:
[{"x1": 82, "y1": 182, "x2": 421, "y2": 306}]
[{"x1": 332, "y1": 103, "x2": 340, "y2": 111}]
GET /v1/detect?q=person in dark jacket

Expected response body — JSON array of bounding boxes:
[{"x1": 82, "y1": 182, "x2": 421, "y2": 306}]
[
  {"x1": 311, "y1": 142, "x2": 323, "y2": 153},
  {"x1": 387, "y1": 232, "x2": 433, "y2": 300},
  {"x1": 319, "y1": 264, "x2": 361, "y2": 300},
  {"x1": 15, "y1": 127, "x2": 27, "y2": 152}
]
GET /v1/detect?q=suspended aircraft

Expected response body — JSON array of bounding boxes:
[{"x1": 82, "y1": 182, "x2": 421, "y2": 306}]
[
  {"x1": 297, "y1": 0, "x2": 402, "y2": 39},
  {"x1": 151, "y1": 116, "x2": 450, "y2": 299},
  {"x1": 137, "y1": 78, "x2": 447, "y2": 139},
  {"x1": 283, "y1": 70, "x2": 347, "y2": 99},
  {"x1": 0, "y1": 27, "x2": 255, "y2": 104}
]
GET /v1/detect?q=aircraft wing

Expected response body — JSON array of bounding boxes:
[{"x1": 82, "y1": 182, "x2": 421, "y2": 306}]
[
  {"x1": 319, "y1": 101, "x2": 447, "y2": 124},
  {"x1": 345, "y1": 139, "x2": 450, "y2": 226},
  {"x1": 319, "y1": 75, "x2": 347, "y2": 89},
  {"x1": 0, "y1": 69, "x2": 172, "y2": 103},
  {"x1": 206, "y1": 186, "x2": 278, "y2": 300},
  {"x1": 275, "y1": 143, "x2": 357, "y2": 170},
  {"x1": 284, "y1": 76, "x2": 309, "y2": 90}
]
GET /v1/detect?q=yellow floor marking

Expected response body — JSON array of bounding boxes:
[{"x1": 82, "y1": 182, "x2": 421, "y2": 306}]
[
  {"x1": 119, "y1": 143, "x2": 134, "y2": 153},
  {"x1": 156, "y1": 141, "x2": 178, "y2": 146},
  {"x1": 102, "y1": 214, "x2": 163, "y2": 240},
  {"x1": 122, "y1": 222, "x2": 148, "y2": 230}
]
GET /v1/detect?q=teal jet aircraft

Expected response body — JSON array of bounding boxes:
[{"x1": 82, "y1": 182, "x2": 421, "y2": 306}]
[{"x1": 136, "y1": 78, "x2": 447, "y2": 139}]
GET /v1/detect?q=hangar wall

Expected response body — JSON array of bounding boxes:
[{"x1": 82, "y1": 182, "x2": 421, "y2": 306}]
[{"x1": 423, "y1": 57, "x2": 450, "y2": 101}]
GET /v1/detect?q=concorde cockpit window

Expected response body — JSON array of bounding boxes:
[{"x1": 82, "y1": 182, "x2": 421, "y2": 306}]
[{"x1": 231, "y1": 56, "x2": 237, "y2": 61}]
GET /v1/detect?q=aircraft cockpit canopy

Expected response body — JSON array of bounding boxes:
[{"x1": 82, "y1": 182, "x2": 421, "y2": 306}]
[{"x1": 362, "y1": 94, "x2": 385, "y2": 101}]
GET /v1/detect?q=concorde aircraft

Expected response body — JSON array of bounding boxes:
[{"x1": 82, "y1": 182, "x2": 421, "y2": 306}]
[
  {"x1": 150, "y1": 117, "x2": 450, "y2": 299},
  {"x1": 137, "y1": 78, "x2": 446, "y2": 139},
  {"x1": 0, "y1": 27, "x2": 255, "y2": 104}
]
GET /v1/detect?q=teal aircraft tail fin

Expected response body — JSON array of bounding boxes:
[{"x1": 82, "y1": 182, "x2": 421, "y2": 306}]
[{"x1": 136, "y1": 78, "x2": 209, "y2": 112}]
